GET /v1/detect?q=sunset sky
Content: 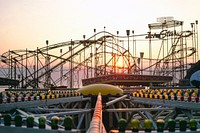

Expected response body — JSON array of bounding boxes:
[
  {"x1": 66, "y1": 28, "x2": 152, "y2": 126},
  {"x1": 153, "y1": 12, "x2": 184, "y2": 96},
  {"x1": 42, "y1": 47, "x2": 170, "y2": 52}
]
[{"x1": 0, "y1": 0, "x2": 199, "y2": 56}]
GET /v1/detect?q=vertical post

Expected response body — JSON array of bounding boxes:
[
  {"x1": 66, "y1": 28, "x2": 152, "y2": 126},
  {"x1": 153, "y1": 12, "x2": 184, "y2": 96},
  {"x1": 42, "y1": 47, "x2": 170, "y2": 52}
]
[
  {"x1": 191, "y1": 23, "x2": 195, "y2": 63},
  {"x1": 117, "y1": 31, "x2": 119, "y2": 73},
  {"x1": 140, "y1": 52, "x2": 144, "y2": 75},
  {"x1": 25, "y1": 48, "x2": 28, "y2": 88},
  {"x1": 46, "y1": 40, "x2": 49, "y2": 55},
  {"x1": 180, "y1": 21, "x2": 184, "y2": 79},
  {"x1": 122, "y1": 40, "x2": 125, "y2": 74},
  {"x1": 45, "y1": 40, "x2": 51, "y2": 87},
  {"x1": 83, "y1": 35, "x2": 86, "y2": 79},
  {"x1": 8, "y1": 51, "x2": 10, "y2": 79},
  {"x1": 126, "y1": 30, "x2": 130, "y2": 74},
  {"x1": 91, "y1": 29, "x2": 93, "y2": 78},
  {"x1": 185, "y1": 31, "x2": 188, "y2": 76},
  {"x1": 113, "y1": 53, "x2": 116, "y2": 74},
  {"x1": 21, "y1": 55, "x2": 24, "y2": 88},
  {"x1": 36, "y1": 47, "x2": 39, "y2": 88},
  {"x1": 78, "y1": 53, "x2": 81, "y2": 87},
  {"x1": 111, "y1": 30, "x2": 115, "y2": 74},
  {"x1": 94, "y1": 29, "x2": 97, "y2": 77},
  {"x1": 90, "y1": 52, "x2": 92, "y2": 78},
  {"x1": 132, "y1": 30, "x2": 134, "y2": 58},
  {"x1": 87, "y1": 61, "x2": 89, "y2": 79},
  {"x1": 70, "y1": 40, "x2": 73, "y2": 88},
  {"x1": 10, "y1": 55, "x2": 13, "y2": 79},
  {"x1": 33, "y1": 64, "x2": 36, "y2": 88},
  {"x1": 34, "y1": 48, "x2": 36, "y2": 88},
  {"x1": 196, "y1": 20, "x2": 199, "y2": 61},
  {"x1": 14, "y1": 58, "x2": 17, "y2": 80},
  {"x1": 69, "y1": 46, "x2": 72, "y2": 88},
  {"x1": 148, "y1": 30, "x2": 152, "y2": 75},
  {"x1": 60, "y1": 49, "x2": 63, "y2": 86},
  {"x1": 104, "y1": 26, "x2": 106, "y2": 75},
  {"x1": 172, "y1": 21, "x2": 176, "y2": 85},
  {"x1": 193, "y1": 22, "x2": 197, "y2": 63}
]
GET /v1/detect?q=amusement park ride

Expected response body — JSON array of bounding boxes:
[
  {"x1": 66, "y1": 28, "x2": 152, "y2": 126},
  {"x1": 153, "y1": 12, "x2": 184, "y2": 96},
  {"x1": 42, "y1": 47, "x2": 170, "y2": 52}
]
[
  {"x1": 0, "y1": 17, "x2": 200, "y2": 133},
  {"x1": 0, "y1": 17, "x2": 199, "y2": 88}
]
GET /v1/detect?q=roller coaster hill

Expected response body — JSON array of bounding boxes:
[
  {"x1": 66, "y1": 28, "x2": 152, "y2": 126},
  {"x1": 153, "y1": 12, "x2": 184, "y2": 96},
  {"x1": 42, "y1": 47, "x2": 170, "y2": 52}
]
[
  {"x1": 0, "y1": 18, "x2": 200, "y2": 133},
  {"x1": 0, "y1": 18, "x2": 199, "y2": 88}
]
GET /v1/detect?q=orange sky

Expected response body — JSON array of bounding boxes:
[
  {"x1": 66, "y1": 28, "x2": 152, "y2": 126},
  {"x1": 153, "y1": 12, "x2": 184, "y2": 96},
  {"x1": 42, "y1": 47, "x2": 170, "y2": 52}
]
[{"x1": 0, "y1": 0, "x2": 200, "y2": 57}]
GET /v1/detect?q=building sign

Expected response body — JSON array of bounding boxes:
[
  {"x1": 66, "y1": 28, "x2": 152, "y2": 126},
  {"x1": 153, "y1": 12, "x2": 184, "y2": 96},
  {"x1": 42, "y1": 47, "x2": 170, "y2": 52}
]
[{"x1": 146, "y1": 30, "x2": 193, "y2": 39}]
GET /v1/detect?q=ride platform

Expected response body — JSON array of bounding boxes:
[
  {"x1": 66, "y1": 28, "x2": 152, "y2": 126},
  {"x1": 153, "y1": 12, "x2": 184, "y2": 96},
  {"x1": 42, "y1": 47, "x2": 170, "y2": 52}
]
[{"x1": 82, "y1": 74, "x2": 173, "y2": 86}]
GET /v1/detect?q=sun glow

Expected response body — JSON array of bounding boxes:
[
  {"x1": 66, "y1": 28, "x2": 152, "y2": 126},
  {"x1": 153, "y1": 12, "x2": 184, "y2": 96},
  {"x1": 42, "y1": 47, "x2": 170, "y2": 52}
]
[{"x1": 116, "y1": 58, "x2": 125, "y2": 68}]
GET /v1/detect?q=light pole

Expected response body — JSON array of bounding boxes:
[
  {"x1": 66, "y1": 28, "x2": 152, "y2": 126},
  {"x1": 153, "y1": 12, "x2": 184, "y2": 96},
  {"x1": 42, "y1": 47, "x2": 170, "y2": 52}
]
[
  {"x1": 94, "y1": 29, "x2": 97, "y2": 77},
  {"x1": 126, "y1": 30, "x2": 130, "y2": 74},
  {"x1": 83, "y1": 35, "x2": 86, "y2": 79},
  {"x1": 104, "y1": 26, "x2": 106, "y2": 75},
  {"x1": 60, "y1": 49, "x2": 63, "y2": 86},
  {"x1": 117, "y1": 31, "x2": 119, "y2": 73},
  {"x1": 196, "y1": 20, "x2": 199, "y2": 61}
]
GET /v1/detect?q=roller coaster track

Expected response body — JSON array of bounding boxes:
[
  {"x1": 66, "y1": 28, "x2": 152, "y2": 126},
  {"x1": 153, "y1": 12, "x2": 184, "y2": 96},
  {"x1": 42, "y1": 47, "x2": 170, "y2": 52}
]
[
  {"x1": 0, "y1": 27, "x2": 197, "y2": 88},
  {"x1": 0, "y1": 31, "x2": 135, "y2": 88}
]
